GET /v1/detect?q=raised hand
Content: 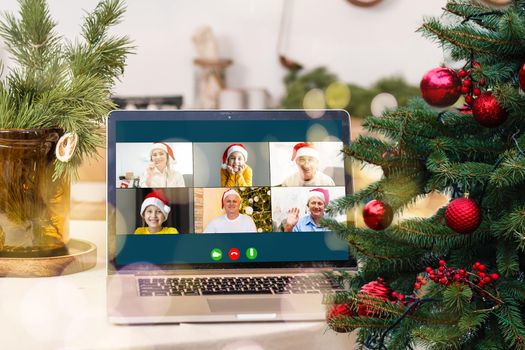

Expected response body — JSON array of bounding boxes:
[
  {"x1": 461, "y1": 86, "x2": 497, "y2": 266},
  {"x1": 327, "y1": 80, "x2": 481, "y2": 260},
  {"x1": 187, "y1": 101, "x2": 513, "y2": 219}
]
[
  {"x1": 236, "y1": 163, "x2": 245, "y2": 173},
  {"x1": 286, "y1": 207, "x2": 300, "y2": 228}
]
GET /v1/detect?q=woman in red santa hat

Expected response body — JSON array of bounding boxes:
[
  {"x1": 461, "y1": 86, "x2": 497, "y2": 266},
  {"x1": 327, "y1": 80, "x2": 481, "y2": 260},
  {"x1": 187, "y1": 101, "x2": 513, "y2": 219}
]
[
  {"x1": 135, "y1": 191, "x2": 178, "y2": 234},
  {"x1": 281, "y1": 143, "x2": 335, "y2": 186},
  {"x1": 140, "y1": 142, "x2": 185, "y2": 188},
  {"x1": 220, "y1": 143, "x2": 253, "y2": 187}
]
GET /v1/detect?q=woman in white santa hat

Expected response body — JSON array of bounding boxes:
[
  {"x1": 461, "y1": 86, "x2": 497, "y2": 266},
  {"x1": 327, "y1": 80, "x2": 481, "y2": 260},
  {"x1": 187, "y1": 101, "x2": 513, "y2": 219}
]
[
  {"x1": 140, "y1": 142, "x2": 185, "y2": 188},
  {"x1": 281, "y1": 143, "x2": 335, "y2": 187}
]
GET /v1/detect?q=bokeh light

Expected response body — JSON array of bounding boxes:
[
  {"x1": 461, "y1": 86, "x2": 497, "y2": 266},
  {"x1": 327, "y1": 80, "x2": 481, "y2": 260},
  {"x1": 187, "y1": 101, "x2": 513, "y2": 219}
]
[
  {"x1": 325, "y1": 81, "x2": 351, "y2": 109},
  {"x1": 303, "y1": 88, "x2": 325, "y2": 118},
  {"x1": 370, "y1": 92, "x2": 398, "y2": 117},
  {"x1": 306, "y1": 124, "x2": 328, "y2": 143}
]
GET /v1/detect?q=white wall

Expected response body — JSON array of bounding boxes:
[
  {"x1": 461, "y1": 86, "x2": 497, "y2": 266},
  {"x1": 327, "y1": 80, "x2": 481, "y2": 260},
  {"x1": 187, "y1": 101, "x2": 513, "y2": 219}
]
[{"x1": 0, "y1": 0, "x2": 446, "y2": 107}]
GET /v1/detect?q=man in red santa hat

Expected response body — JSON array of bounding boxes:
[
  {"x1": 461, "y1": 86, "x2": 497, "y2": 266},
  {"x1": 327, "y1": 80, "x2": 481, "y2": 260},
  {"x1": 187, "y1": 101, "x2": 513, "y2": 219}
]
[
  {"x1": 281, "y1": 143, "x2": 335, "y2": 187},
  {"x1": 203, "y1": 189, "x2": 257, "y2": 233},
  {"x1": 284, "y1": 188, "x2": 330, "y2": 232}
]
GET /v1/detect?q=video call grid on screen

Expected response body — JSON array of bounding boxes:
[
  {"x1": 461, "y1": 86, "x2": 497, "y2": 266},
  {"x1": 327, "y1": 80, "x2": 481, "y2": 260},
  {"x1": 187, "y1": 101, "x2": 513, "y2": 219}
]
[
  {"x1": 115, "y1": 141, "x2": 347, "y2": 234},
  {"x1": 109, "y1": 111, "x2": 354, "y2": 266}
]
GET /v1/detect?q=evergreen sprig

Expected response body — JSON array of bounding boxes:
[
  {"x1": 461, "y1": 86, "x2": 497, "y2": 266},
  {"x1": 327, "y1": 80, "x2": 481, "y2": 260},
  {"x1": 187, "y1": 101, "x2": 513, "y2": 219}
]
[{"x1": 0, "y1": 0, "x2": 133, "y2": 179}]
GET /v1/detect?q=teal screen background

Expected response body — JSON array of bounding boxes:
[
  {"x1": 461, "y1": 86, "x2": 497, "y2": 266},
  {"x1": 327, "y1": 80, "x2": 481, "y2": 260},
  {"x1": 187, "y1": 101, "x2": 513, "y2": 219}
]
[{"x1": 110, "y1": 112, "x2": 352, "y2": 267}]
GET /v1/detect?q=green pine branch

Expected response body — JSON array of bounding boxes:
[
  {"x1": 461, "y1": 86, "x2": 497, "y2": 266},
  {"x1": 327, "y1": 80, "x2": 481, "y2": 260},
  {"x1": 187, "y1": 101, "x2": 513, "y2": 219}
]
[
  {"x1": 0, "y1": 0, "x2": 133, "y2": 179},
  {"x1": 445, "y1": 1, "x2": 502, "y2": 32},
  {"x1": 499, "y1": 280, "x2": 525, "y2": 303},
  {"x1": 426, "y1": 147, "x2": 495, "y2": 190},
  {"x1": 495, "y1": 299, "x2": 525, "y2": 349},
  {"x1": 490, "y1": 152, "x2": 525, "y2": 188},
  {"x1": 393, "y1": 218, "x2": 492, "y2": 251},
  {"x1": 491, "y1": 206, "x2": 525, "y2": 251},
  {"x1": 430, "y1": 136, "x2": 502, "y2": 163},
  {"x1": 0, "y1": 0, "x2": 60, "y2": 71},
  {"x1": 327, "y1": 173, "x2": 426, "y2": 216},
  {"x1": 420, "y1": 16, "x2": 525, "y2": 59},
  {"x1": 342, "y1": 135, "x2": 390, "y2": 164},
  {"x1": 496, "y1": 242, "x2": 521, "y2": 278}
]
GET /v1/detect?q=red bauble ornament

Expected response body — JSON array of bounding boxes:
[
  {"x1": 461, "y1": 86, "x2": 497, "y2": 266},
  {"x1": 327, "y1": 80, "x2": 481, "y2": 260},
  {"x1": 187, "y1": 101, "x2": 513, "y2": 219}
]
[
  {"x1": 327, "y1": 304, "x2": 353, "y2": 320},
  {"x1": 472, "y1": 92, "x2": 508, "y2": 128},
  {"x1": 420, "y1": 67, "x2": 462, "y2": 107},
  {"x1": 363, "y1": 199, "x2": 393, "y2": 230},
  {"x1": 327, "y1": 304, "x2": 354, "y2": 333},
  {"x1": 357, "y1": 279, "x2": 393, "y2": 317},
  {"x1": 445, "y1": 198, "x2": 481, "y2": 234},
  {"x1": 519, "y1": 63, "x2": 525, "y2": 91}
]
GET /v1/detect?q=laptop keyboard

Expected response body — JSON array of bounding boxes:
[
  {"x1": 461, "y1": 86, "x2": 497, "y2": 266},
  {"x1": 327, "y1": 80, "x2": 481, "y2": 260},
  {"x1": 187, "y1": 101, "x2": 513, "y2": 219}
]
[{"x1": 137, "y1": 276, "x2": 344, "y2": 297}]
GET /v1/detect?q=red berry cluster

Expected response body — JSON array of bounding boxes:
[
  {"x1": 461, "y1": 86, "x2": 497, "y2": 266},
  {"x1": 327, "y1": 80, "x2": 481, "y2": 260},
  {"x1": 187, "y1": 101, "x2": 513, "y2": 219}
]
[
  {"x1": 413, "y1": 275, "x2": 428, "y2": 291},
  {"x1": 458, "y1": 61, "x2": 484, "y2": 112},
  {"x1": 424, "y1": 259, "x2": 499, "y2": 289},
  {"x1": 472, "y1": 261, "x2": 500, "y2": 288},
  {"x1": 391, "y1": 290, "x2": 406, "y2": 303}
]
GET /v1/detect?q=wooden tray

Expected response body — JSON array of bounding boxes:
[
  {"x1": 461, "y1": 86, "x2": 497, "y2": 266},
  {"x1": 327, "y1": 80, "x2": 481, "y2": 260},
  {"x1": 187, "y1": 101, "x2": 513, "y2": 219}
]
[{"x1": 0, "y1": 239, "x2": 97, "y2": 277}]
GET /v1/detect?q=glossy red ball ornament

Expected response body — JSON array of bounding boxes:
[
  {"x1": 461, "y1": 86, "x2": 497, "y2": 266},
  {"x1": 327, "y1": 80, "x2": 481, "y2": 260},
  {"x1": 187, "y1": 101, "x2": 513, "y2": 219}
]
[
  {"x1": 357, "y1": 279, "x2": 393, "y2": 317},
  {"x1": 420, "y1": 67, "x2": 462, "y2": 107},
  {"x1": 327, "y1": 304, "x2": 354, "y2": 333},
  {"x1": 327, "y1": 304, "x2": 353, "y2": 320},
  {"x1": 363, "y1": 199, "x2": 393, "y2": 230},
  {"x1": 445, "y1": 198, "x2": 481, "y2": 234},
  {"x1": 472, "y1": 92, "x2": 508, "y2": 128},
  {"x1": 519, "y1": 63, "x2": 525, "y2": 91}
]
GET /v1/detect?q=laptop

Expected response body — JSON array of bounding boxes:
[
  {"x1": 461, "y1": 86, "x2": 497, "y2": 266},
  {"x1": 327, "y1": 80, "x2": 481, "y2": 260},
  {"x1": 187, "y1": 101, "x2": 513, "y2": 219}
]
[{"x1": 107, "y1": 109, "x2": 356, "y2": 324}]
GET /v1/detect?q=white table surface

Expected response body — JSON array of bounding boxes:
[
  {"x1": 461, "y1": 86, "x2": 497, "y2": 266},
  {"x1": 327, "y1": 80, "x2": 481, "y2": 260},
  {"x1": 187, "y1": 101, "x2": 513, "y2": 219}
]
[{"x1": 0, "y1": 220, "x2": 356, "y2": 350}]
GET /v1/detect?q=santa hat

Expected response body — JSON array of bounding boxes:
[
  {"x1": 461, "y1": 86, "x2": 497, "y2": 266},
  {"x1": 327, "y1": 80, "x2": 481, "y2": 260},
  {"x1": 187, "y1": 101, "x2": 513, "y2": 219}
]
[
  {"x1": 308, "y1": 188, "x2": 329, "y2": 204},
  {"x1": 151, "y1": 142, "x2": 175, "y2": 160},
  {"x1": 291, "y1": 143, "x2": 318, "y2": 161},
  {"x1": 140, "y1": 191, "x2": 171, "y2": 222},
  {"x1": 221, "y1": 188, "x2": 241, "y2": 208},
  {"x1": 221, "y1": 144, "x2": 248, "y2": 169}
]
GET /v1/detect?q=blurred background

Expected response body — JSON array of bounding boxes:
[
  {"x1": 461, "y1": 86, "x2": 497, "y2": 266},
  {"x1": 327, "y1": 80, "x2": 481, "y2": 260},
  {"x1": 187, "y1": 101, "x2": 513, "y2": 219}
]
[{"x1": 0, "y1": 0, "x2": 458, "y2": 220}]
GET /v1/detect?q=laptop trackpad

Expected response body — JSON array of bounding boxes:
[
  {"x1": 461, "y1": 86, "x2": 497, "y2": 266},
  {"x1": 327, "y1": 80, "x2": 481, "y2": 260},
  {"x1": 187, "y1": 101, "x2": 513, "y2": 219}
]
[{"x1": 208, "y1": 298, "x2": 290, "y2": 313}]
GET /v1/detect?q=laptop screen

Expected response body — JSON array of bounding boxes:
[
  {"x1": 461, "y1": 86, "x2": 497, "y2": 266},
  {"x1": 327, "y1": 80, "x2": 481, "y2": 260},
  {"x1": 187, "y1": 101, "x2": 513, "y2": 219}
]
[{"x1": 108, "y1": 110, "x2": 355, "y2": 270}]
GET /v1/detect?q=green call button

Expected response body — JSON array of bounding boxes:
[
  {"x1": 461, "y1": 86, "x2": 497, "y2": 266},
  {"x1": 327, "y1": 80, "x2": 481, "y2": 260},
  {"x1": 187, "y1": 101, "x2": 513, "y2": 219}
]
[
  {"x1": 210, "y1": 248, "x2": 223, "y2": 261},
  {"x1": 246, "y1": 247, "x2": 258, "y2": 260}
]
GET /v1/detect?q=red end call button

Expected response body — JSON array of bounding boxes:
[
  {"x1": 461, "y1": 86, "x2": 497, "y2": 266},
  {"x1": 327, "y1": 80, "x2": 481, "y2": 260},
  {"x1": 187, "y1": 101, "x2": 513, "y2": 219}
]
[{"x1": 228, "y1": 248, "x2": 240, "y2": 260}]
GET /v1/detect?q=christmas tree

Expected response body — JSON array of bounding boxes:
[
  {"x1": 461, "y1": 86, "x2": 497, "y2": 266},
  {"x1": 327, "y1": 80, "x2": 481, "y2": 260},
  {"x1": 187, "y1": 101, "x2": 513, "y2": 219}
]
[
  {"x1": 324, "y1": 1, "x2": 525, "y2": 349},
  {"x1": 238, "y1": 187, "x2": 272, "y2": 232}
]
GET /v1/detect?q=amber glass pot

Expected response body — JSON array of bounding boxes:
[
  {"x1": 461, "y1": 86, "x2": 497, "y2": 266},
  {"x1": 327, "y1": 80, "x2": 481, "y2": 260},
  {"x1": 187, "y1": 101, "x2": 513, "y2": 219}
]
[{"x1": 0, "y1": 129, "x2": 70, "y2": 257}]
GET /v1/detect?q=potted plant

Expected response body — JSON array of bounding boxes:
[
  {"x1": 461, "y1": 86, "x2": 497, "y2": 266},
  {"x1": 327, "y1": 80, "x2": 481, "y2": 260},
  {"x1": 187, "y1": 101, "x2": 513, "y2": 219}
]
[{"x1": 0, "y1": 0, "x2": 132, "y2": 256}]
